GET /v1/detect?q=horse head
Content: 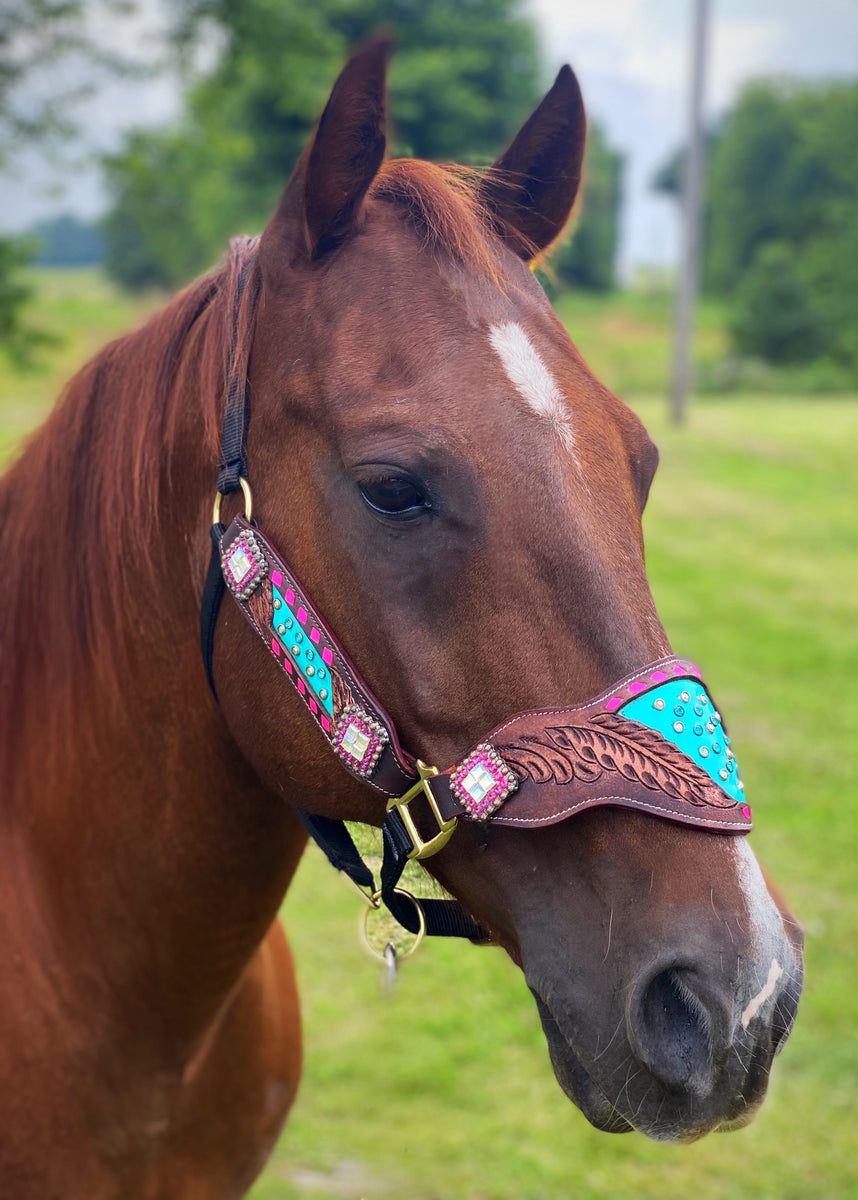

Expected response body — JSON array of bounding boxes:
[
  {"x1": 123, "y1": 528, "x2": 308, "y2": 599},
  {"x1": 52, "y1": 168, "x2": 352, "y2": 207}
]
[{"x1": 212, "y1": 39, "x2": 803, "y2": 1142}]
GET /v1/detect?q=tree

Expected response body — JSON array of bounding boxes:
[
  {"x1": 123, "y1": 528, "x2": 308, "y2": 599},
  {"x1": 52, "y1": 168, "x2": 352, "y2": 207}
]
[
  {"x1": 550, "y1": 122, "x2": 623, "y2": 291},
  {"x1": 729, "y1": 241, "x2": 825, "y2": 364},
  {"x1": 30, "y1": 214, "x2": 103, "y2": 265},
  {"x1": 655, "y1": 79, "x2": 858, "y2": 377},
  {"x1": 0, "y1": 1, "x2": 138, "y2": 360},
  {"x1": 103, "y1": 0, "x2": 542, "y2": 289}
]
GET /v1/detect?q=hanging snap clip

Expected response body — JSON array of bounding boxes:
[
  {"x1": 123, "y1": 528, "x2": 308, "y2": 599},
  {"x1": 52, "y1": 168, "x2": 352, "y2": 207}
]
[{"x1": 383, "y1": 942, "x2": 398, "y2": 991}]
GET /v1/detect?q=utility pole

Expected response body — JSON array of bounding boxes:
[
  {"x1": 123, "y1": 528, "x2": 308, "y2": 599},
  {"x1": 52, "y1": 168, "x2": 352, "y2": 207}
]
[{"x1": 670, "y1": 0, "x2": 711, "y2": 425}]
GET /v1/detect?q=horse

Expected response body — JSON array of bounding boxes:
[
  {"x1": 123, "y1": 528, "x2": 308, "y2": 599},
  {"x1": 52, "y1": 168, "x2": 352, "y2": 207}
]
[{"x1": 0, "y1": 36, "x2": 803, "y2": 1199}]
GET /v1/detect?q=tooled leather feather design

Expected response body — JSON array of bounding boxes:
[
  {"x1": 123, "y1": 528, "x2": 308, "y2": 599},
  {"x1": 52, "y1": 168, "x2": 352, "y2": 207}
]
[
  {"x1": 498, "y1": 713, "x2": 736, "y2": 808},
  {"x1": 247, "y1": 580, "x2": 274, "y2": 630},
  {"x1": 331, "y1": 670, "x2": 354, "y2": 718}
]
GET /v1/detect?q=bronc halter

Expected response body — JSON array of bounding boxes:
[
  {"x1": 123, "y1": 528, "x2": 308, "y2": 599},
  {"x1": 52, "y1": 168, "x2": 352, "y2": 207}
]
[{"x1": 200, "y1": 249, "x2": 753, "y2": 958}]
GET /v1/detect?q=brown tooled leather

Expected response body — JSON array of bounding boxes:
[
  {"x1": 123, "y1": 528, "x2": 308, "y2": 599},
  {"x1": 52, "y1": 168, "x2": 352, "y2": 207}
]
[
  {"x1": 222, "y1": 517, "x2": 417, "y2": 799},
  {"x1": 427, "y1": 661, "x2": 751, "y2": 832},
  {"x1": 222, "y1": 518, "x2": 751, "y2": 835}
]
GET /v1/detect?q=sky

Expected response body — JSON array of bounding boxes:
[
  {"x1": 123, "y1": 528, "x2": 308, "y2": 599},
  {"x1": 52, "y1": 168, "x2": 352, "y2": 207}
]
[{"x1": 2, "y1": 0, "x2": 857, "y2": 272}]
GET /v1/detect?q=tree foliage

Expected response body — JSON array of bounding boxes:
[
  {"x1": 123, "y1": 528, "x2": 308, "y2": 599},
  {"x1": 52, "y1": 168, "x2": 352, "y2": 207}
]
[
  {"x1": 657, "y1": 79, "x2": 858, "y2": 376},
  {"x1": 0, "y1": 1, "x2": 137, "y2": 360},
  {"x1": 31, "y1": 214, "x2": 103, "y2": 265},
  {"x1": 550, "y1": 122, "x2": 622, "y2": 292},
  {"x1": 103, "y1": 0, "x2": 545, "y2": 289}
]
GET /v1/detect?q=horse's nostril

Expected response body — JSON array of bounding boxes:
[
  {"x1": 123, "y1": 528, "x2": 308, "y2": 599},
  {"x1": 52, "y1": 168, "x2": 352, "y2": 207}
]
[{"x1": 630, "y1": 967, "x2": 716, "y2": 1091}]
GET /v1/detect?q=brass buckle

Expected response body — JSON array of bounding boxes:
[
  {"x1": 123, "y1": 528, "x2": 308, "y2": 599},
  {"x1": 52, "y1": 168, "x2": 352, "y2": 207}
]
[{"x1": 386, "y1": 760, "x2": 457, "y2": 860}]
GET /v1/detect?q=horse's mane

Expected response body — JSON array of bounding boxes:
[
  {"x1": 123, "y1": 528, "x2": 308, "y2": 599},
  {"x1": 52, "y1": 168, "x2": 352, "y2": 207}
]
[
  {"x1": 0, "y1": 160, "x2": 514, "y2": 771},
  {"x1": 0, "y1": 237, "x2": 256, "y2": 768}
]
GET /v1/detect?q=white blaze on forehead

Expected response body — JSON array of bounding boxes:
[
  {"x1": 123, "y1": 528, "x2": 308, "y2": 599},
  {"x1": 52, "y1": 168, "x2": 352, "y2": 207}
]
[{"x1": 488, "y1": 322, "x2": 574, "y2": 451}]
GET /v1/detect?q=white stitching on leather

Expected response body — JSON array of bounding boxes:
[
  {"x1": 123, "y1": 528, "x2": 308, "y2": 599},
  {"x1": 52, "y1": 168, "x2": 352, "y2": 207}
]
[{"x1": 492, "y1": 795, "x2": 746, "y2": 828}]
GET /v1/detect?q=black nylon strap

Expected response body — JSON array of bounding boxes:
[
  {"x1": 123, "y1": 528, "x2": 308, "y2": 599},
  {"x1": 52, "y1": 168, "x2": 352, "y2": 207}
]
[
  {"x1": 217, "y1": 258, "x2": 259, "y2": 496},
  {"x1": 200, "y1": 522, "x2": 227, "y2": 700},
  {"x1": 289, "y1": 804, "x2": 487, "y2": 941},
  {"x1": 294, "y1": 809, "x2": 374, "y2": 891},
  {"x1": 380, "y1": 810, "x2": 487, "y2": 941}
]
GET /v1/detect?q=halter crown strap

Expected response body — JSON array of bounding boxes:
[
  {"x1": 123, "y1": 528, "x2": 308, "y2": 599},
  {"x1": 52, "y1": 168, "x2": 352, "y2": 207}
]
[{"x1": 217, "y1": 255, "x2": 260, "y2": 496}]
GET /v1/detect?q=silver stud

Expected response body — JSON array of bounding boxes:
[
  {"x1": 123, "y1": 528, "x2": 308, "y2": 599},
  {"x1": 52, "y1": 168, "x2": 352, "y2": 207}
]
[
  {"x1": 699, "y1": 746, "x2": 709, "y2": 758},
  {"x1": 273, "y1": 598, "x2": 281, "y2": 610},
  {"x1": 738, "y1": 780, "x2": 744, "y2": 791},
  {"x1": 306, "y1": 665, "x2": 315, "y2": 677},
  {"x1": 713, "y1": 712, "x2": 722, "y2": 725},
  {"x1": 673, "y1": 721, "x2": 684, "y2": 733},
  {"x1": 719, "y1": 768, "x2": 729, "y2": 780},
  {"x1": 680, "y1": 691, "x2": 690, "y2": 703},
  {"x1": 706, "y1": 722, "x2": 715, "y2": 734},
  {"x1": 291, "y1": 645, "x2": 301, "y2": 657},
  {"x1": 697, "y1": 694, "x2": 707, "y2": 705},
  {"x1": 277, "y1": 624, "x2": 286, "y2": 635},
  {"x1": 653, "y1": 698, "x2": 666, "y2": 710},
  {"x1": 726, "y1": 748, "x2": 734, "y2": 759},
  {"x1": 319, "y1": 689, "x2": 328, "y2": 701}
]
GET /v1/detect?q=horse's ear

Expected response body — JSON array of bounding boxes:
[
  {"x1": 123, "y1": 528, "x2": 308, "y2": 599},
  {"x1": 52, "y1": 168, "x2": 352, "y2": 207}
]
[
  {"x1": 480, "y1": 65, "x2": 586, "y2": 260},
  {"x1": 262, "y1": 36, "x2": 390, "y2": 264}
]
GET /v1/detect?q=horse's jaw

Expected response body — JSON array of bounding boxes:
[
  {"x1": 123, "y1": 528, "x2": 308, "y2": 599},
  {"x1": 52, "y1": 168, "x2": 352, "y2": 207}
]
[{"x1": 530, "y1": 991, "x2": 634, "y2": 1134}]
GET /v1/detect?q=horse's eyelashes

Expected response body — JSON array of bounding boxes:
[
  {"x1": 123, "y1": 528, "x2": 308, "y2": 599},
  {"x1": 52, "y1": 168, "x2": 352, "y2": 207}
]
[{"x1": 357, "y1": 474, "x2": 431, "y2": 521}]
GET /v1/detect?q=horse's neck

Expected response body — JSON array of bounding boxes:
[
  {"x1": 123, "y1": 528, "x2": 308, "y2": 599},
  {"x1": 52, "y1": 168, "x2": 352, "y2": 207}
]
[{"x1": 0, "y1": 303, "x2": 306, "y2": 1061}]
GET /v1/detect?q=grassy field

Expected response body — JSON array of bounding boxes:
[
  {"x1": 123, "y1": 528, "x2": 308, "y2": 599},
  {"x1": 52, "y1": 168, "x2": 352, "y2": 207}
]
[{"x1": 2, "y1": 272, "x2": 856, "y2": 1199}]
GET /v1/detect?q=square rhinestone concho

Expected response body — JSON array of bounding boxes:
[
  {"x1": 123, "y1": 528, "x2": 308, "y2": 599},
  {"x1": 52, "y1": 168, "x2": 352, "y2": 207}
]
[
  {"x1": 221, "y1": 530, "x2": 267, "y2": 600},
  {"x1": 332, "y1": 704, "x2": 388, "y2": 778},
  {"x1": 450, "y1": 744, "x2": 518, "y2": 820}
]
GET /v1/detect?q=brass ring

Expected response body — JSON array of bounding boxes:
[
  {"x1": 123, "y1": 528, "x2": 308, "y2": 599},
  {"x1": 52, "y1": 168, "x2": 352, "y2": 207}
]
[
  {"x1": 360, "y1": 887, "x2": 427, "y2": 962},
  {"x1": 212, "y1": 476, "x2": 253, "y2": 526}
]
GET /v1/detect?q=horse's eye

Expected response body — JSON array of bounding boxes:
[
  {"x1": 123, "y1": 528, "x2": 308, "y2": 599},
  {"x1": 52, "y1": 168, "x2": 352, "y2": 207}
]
[{"x1": 358, "y1": 474, "x2": 430, "y2": 519}]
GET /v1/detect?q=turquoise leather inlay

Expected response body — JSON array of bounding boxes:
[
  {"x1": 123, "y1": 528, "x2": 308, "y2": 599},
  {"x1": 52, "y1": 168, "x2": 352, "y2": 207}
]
[
  {"x1": 270, "y1": 585, "x2": 334, "y2": 716},
  {"x1": 619, "y1": 679, "x2": 744, "y2": 802}
]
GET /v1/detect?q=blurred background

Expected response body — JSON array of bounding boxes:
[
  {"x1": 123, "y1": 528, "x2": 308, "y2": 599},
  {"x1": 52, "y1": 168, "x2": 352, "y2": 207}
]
[{"x1": 1, "y1": 2, "x2": 855, "y2": 1198}]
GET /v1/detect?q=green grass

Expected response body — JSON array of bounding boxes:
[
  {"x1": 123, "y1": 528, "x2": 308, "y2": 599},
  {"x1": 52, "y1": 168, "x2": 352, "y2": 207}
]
[{"x1": 2, "y1": 271, "x2": 856, "y2": 1199}]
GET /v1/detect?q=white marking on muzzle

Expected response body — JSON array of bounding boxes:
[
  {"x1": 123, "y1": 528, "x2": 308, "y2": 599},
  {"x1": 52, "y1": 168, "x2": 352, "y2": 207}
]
[
  {"x1": 742, "y1": 958, "x2": 784, "y2": 1029},
  {"x1": 731, "y1": 838, "x2": 789, "y2": 1028},
  {"x1": 488, "y1": 322, "x2": 574, "y2": 451}
]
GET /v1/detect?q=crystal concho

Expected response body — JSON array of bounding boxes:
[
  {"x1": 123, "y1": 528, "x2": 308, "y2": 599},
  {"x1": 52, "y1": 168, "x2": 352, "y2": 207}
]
[
  {"x1": 221, "y1": 529, "x2": 267, "y2": 600},
  {"x1": 333, "y1": 703, "x2": 389, "y2": 779},
  {"x1": 450, "y1": 743, "x2": 519, "y2": 820}
]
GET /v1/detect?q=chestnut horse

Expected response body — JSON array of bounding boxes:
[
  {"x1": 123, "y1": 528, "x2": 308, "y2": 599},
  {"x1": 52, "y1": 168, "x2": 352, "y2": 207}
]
[{"x1": 0, "y1": 39, "x2": 802, "y2": 1199}]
